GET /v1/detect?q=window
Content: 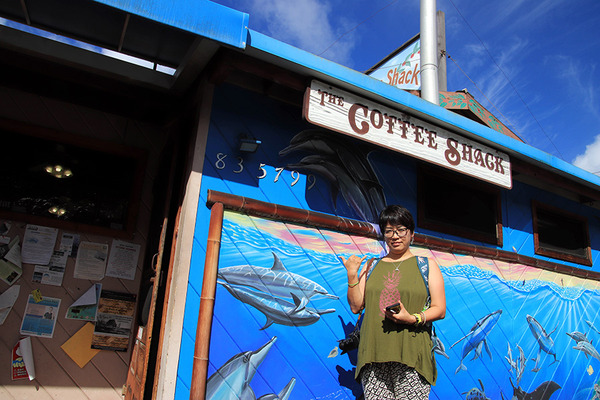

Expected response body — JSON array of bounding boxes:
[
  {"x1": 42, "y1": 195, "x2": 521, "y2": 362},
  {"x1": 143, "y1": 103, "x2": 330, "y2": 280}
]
[
  {"x1": 533, "y1": 201, "x2": 591, "y2": 266},
  {"x1": 0, "y1": 119, "x2": 146, "y2": 238},
  {"x1": 417, "y1": 166, "x2": 502, "y2": 245}
]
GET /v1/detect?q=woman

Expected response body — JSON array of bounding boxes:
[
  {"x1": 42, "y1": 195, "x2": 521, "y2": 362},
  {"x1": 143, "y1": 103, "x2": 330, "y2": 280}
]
[{"x1": 340, "y1": 205, "x2": 446, "y2": 399}]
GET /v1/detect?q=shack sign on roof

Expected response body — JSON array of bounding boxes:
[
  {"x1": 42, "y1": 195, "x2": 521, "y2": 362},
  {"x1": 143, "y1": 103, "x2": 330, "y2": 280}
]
[
  {"x1": 367, "y1": 36, "x2": 421, "y2": 90},
  {"x1": 303, "y1": 80, "x2": 512, "y2": 189}
]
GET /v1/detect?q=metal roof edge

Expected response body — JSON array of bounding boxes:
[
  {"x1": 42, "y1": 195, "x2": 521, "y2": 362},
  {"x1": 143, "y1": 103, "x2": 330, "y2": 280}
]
[
  {"x1": 92, "y1": 0, "x2": 249, "y2": 49},
  {"x1": 246, "y1": 29, "x2": 600, "y2": 191}
]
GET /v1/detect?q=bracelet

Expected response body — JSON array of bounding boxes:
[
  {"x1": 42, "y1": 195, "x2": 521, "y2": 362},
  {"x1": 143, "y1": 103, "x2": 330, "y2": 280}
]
[
  {"x1": 420, "y1": 311, "x2": 427, "y2": 325},
  {"x1": 412, "y1": 313, "x2": 422, "y2": 325},
  {"x1": 348, "y1": 281, "x2": 359, "y2": 288}
]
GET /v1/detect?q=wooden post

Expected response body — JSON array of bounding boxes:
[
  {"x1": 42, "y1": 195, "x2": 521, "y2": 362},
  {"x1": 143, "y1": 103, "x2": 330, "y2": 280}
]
[{"x1": 189, "y1": 201, "x2": 224, "y2": 399}]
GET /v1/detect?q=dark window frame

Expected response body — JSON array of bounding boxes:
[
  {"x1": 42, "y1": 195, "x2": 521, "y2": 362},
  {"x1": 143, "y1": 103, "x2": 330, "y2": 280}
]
[
  {"x1": 0, "y1": 118, "x2": 146, "y2": 239},
  {"x1": 417, "y1": 165, "x2": 503, "y2": 246},
  {"x1": 532, "y1": 201, "x2": 592, "y2": 266}
]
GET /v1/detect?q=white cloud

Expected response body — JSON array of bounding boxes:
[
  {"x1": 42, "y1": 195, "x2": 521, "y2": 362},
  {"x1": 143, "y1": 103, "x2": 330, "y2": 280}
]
[
  {"x1": 248, "y1": 0, "x2": 355, "y2": 66},
  {"x1": 572, "y1": 133, "x2": 600, "y2": 175}
]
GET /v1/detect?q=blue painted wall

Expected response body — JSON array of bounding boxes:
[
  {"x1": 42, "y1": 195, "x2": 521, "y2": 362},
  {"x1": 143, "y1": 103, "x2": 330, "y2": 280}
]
[{"x1": 175, "y1": 83, "x2": 600, "y2": 399}]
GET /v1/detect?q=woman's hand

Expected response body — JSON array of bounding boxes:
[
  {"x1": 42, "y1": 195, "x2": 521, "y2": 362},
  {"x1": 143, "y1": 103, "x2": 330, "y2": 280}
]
[
  {"x1": 339, "y1": 254, "x2": 367, "y2": 277},
  {"x1": 384, "y1": 301, "x2": 415, "y2": 325}
]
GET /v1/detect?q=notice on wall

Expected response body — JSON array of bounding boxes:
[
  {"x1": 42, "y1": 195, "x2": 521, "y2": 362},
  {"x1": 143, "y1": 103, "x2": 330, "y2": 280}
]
[
  {"x1": 66, "y1": 283, "x2": 102, "y2": 321},
  {"x1": 60, "y1": 232, "x2": 80, "y2": 257},
  {"x1": 73, "y1": 242, "x2": 108, "y2": 280},
  {"x1": 21, "y1": 225, "x2": 58, "y2": 265},
  {"x1": 0, "y1": 285, "x2": 20, "y2": 325},
  {"x1": 20, "y1": 295, "x2": 61, "y2": 338},
  {"x1": 0, "y1": 236, "x2": 22, "y2": 285},
  {"x1": 12, "y1": 337, "x2": 35, "y2": 380},
  {"x1": 32, "y1": 249, "x2": 68, "y2": 286},
  {"x1": 91, "y1": 290, "x2": 136, "y2": 352},
  {"x1": 105, "y1": 240, "x2": 141, "y2": 280}
]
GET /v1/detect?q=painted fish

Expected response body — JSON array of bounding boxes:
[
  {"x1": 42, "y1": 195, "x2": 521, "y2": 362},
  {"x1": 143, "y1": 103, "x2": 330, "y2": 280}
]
[
  {"x1": 526, "y1": 315, "x2": 559, "y2": 372},
  {"x1": 218, "y1": 252, "x2": 338, "y2": 301},
  {"x1": 218, "y1": 281, "x2": 336, "y2": 330},
  {"x1": 573, "y1": 340, "x2": 600, "y2": 362},
  {"x1": 452, "y1": 309, "x2": 502, "y2": 374},
  {"x1": 206, "y1": 336, "x2": 285, "y2": 400}
]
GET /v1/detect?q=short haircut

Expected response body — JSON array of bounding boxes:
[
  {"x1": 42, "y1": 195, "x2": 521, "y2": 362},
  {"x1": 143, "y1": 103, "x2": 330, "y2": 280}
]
[{"x1": 378, "y1": 205, "x2": 415, "y2": 234}]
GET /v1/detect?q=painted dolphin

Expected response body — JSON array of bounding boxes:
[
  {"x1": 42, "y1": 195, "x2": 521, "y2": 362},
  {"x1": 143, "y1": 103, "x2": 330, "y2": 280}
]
[
  {"x1": 573, "y1": 340, "x2": 600, "y2": 361},
  {"x1": 218, "y1": 252, "x2": 338, "y2": 301},
  {"x1": 206, "y1": 336, "x2": 278, "y2": 400},
  {"x1": 566, "y1": 331, "x2": 589, "y2": 343},
  {"x1": 516, "y1": 344, "x2": 526, "y2": 385},
  {"x1": 432, "y1": 331, "x2": 450, "y2": 359},
  {"x1": 451, "y1": 309, "x2": 502, "y2": 374},
  {"x1": 287, "y1": 155, "x2": 378, "y2": 222},
  {"x1": 506, "y1": 343, "x2": 518, "y2": 374},
  {"x1": 526, "y1": 315, "x2": 559, "y2": 372},
  {"x1": 218, "y1": 281, "x2": 336, "y2": 330},
  {"x1": 587, "y1": 320, "x2": 600, "y2": 334},
  {"x1": 257, "y1": 378, "x2": 296, "y2": 400},
  {"x1": 509, "y1": 378, "x2": 561, "y2": 400}
]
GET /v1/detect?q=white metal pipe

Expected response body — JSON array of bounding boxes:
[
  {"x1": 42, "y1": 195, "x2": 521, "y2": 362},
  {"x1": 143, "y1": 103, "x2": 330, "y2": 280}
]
[{"x1": 420, "y1": 0, "x2": 439, "y2": 105}]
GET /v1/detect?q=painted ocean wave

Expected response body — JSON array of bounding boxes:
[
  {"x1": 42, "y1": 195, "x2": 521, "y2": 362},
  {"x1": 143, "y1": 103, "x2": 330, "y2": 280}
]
[{"x1": 443, "y1": 263, "x2": 594, "y2": 301}]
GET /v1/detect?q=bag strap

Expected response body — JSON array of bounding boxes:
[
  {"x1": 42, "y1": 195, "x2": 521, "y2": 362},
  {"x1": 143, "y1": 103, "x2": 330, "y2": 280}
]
[
  {"x1": 416, "y1": 256, "x2": 431, "y2": 309},
  {"x1": 366, "y1": 257, "x2": 380, "y2": 281}
]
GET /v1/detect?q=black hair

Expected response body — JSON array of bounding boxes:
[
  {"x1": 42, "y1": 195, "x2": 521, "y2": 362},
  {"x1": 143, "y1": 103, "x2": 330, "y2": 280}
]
[{"x1": 378, "y1": 205, "x2": 415, "y2": 233}]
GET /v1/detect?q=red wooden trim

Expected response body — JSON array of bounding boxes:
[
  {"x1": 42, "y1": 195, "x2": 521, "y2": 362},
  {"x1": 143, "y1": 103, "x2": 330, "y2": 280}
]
[
  {"x1": 206, "y1": 190, "x2": 600, "y2": 281},
  {"x1": 206, "y1": 190, "x2": 379, "y2": 238}
]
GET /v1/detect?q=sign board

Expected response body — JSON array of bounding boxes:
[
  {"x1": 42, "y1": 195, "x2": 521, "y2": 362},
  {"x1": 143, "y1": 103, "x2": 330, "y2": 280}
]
[
  {"x1": 303, "y1": 80, "x2": 512, "y2": 189},
  {"x1": 367, "y1": 37, "x2": 421, "y2": 90}
]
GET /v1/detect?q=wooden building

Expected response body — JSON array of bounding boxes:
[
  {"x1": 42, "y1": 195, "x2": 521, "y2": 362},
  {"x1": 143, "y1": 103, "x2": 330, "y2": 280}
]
[{"x1": 1, "y1": 1, "x2": 600, "y2": 400}]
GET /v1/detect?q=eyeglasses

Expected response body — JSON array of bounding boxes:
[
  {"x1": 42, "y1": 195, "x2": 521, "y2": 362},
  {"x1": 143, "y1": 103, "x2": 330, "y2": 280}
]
[{"x1": 383, "y1": 227, "x2": 409, "y2": 238}]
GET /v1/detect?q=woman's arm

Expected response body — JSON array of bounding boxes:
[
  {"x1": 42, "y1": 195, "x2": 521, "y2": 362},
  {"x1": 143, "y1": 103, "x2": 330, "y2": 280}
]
[
  {"x1": 340, "y1": 255, "x2": 374, "y2": 314},
  {"x1": 423, "y1": 258, "x2": 446, "y2": 323}
]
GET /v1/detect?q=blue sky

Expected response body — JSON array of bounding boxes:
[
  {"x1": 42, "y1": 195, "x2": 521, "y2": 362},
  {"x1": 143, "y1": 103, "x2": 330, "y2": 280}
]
[{"x1": 211, "y1": 0, "x2": 600, "y2": 175}]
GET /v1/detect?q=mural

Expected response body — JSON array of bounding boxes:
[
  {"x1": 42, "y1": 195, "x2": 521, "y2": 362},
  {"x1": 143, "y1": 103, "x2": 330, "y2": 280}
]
[{"x1": 205, "y1": 211, "x2": 600, "y2": 400}]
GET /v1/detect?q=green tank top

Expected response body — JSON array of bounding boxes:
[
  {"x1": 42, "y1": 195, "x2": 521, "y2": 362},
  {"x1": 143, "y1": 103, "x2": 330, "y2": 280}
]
[{"x1": 355, "y1": 257, "x2": 437, "y2": 385}]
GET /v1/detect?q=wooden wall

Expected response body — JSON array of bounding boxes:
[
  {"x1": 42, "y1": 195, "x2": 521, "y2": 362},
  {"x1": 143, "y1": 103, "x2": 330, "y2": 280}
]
[{"x1": 0, "y1": 86, "x2": 166, "y2": 399}]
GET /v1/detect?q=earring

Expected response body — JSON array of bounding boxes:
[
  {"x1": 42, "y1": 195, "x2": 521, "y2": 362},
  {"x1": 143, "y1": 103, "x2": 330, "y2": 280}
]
[{"x1": 410, "y1": 236, "x2": 414, "y2": 245}]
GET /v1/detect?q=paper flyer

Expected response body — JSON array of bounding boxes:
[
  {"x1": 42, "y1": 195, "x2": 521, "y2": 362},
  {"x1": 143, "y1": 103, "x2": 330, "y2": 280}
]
[
  {"x1": 73, "y1": 241, "x2": 108, "y2": 280},
  {"x1": 0, "y1": 236, "x2": 22, "y2": 285},
  {"x1": 66, "y1": 283, "x2": 102, "y2": 320},
  {"x1": 60, "y1": 232, "x2": 80, "y2": 257},
  {"x1": 32, "y1": 249, "x2": 68, "y2": 286},
  {"x1": 92, "y1": 290, "x2": 136, "y2": 352},
  {"x1": 105, "y1": 240, "x2": 141, "y2": 280},
  {"x1": 0, "y1": 284, "x2": 20, "y2": 325},
  {"x1": 20, "y1": 294, "x2": 61, "y2": 338},
  {"x1": 61, "y1": 322, "x2": 101, "y2": 368},
  {"x1": 12, "y1": 337, "x2": 35, "y2": 380},
  {"x1": 21, "y1": 225, "x2": 58, "y2": 265}
]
